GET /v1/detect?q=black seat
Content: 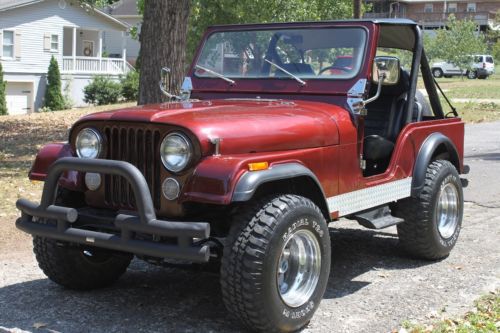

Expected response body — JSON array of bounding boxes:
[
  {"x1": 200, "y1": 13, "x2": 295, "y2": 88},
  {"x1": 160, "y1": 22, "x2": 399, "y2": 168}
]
[{"x1": 363, "y1": 69, "x2": 410, "y2": 162}]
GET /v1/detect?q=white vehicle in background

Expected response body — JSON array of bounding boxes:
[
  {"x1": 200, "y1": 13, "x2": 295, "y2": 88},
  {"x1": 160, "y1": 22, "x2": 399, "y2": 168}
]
[{"x1": 431, "y1": 55, "x2": 495, "y2": 79}]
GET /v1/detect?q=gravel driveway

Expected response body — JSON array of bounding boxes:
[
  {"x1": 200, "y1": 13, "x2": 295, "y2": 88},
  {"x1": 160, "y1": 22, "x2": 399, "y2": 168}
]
[{"x1": 1, "y1": 122, "x2": 499, "y2": 333}]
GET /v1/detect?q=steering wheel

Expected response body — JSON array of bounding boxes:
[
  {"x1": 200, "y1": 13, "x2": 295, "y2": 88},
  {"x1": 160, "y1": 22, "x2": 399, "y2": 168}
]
[{"x1": 318, "y1": 66, "x2": 351, "y2": 75}]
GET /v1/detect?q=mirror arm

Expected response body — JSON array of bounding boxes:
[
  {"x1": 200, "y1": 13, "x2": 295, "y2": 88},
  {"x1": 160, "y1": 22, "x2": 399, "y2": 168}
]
[
  {"x1": 159, "y1": 81, "x2": 181, "y2": 100},
  {"x1": 363, "y1": 74, "x2": 385, "y2": 106}
]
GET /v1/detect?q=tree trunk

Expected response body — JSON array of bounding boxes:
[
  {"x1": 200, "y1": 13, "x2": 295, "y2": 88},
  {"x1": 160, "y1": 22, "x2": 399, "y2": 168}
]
[
  {"x1": 138, "y1": 0, "x2": 190, "y2": 105},
  {"x1": 353, "y1": 0, "x2": 362, "y2": 19}
]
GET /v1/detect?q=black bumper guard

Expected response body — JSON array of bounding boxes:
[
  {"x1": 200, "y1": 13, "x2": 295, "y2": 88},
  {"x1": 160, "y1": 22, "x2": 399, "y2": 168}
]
[{"x1": 16, "y1": 157, "x2": 211, "y2": 262}]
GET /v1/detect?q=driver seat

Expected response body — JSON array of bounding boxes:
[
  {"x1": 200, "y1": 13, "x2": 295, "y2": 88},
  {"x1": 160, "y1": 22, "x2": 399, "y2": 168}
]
[{"x1": 363, "y1": 69, "x2": 410, "y2": 164}]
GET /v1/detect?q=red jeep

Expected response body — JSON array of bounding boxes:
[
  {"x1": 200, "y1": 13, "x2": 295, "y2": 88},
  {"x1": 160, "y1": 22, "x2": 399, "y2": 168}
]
[{"x1": 16, "y1": 19, "x2": 468, "y2": 333}]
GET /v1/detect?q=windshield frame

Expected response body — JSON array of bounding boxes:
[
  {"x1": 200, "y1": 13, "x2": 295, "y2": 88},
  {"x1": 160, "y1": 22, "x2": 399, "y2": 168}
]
[{"x1": 192, "y1": 25, "x2": 369, "y2": 83}]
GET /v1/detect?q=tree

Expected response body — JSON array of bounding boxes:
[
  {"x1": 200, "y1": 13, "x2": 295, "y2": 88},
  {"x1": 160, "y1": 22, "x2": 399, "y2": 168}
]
[
  {"x1": 44, "y1": 56, "x2": 65, "y2": 111},
  {"x1": 353, "y1": 0, "x2": 362, "y2": 18},
  {"x1": 0, "y1": 62, "x2": 7, "y2": 115},
  {"x1": 135, "y1": 0, "x2": 354, "y2": 104},
  {"x1": 426, "y1": 15, "x2": 487, "y2": 75},
  {"x1": 138, "y1": 0, "x2": 190, "y2": 105}
]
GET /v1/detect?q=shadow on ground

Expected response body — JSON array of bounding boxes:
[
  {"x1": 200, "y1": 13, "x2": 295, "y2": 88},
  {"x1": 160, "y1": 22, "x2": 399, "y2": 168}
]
[{"x1": 0, "y1": 227, "x2": 432, "y2": 333}]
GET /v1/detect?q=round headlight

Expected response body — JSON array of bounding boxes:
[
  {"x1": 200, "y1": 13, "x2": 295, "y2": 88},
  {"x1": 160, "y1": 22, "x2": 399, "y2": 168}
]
[
  {"x1": 160, "y1": 133, "x2": 192, "y2": 172},
  {"x1": 76, "y1": 128, "x2": 102, "y2": 159}
]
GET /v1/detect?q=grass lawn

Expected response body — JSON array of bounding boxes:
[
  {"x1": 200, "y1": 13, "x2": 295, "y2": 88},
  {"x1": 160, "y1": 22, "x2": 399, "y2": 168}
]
[
  {"x1": 401, "y1": 291, "x2": 499, "y2": 333},
  {"x1": 0, "y1": 103, "x2": 135, "y2": 249}
]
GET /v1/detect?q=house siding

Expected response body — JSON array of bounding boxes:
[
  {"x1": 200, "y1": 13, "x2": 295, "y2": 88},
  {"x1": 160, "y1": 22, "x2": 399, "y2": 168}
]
[
  {"x1": 0, "y1": 0, "x2": 126, "y2": 74},
  {"x1": 0, "y1": 0, "x2": 128, "y2": 113},
  {"x1": 104, "y1": 17, "x2": 140, "y2": 62}
]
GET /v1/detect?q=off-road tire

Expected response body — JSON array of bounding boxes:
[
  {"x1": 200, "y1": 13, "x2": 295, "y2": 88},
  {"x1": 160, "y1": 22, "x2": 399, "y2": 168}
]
[
  {"x1": 33, "y1": 234, "x2": 132, "y2": 290},
  {"x1": 432, "y1": 68, "x2": 443, "y2": 78},
  {"x1": 221, "y1": 195, "x2": 331, "y2": 333},
  {"x1": 393, "y1": 160, "x2": 463, "y2": 260}
]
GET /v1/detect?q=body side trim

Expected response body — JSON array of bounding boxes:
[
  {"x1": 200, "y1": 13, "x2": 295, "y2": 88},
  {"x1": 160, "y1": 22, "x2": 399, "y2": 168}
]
[{"x1": 328, "y1": 177, "x2": 412, "y2": 216}]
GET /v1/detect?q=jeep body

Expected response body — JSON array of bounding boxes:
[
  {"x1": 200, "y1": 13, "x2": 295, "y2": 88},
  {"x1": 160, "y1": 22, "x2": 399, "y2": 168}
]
[{"x1": 16, "y1": 19, "x2": 467, "y2": 333}]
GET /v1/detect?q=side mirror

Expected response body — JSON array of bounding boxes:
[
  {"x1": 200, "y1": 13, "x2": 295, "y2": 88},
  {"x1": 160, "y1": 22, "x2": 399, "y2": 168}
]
[
  {"x1": 372, "y1": 56, "x2": 400, "y2": 85},
  {"x1": 159, "y1": 67, "x2": 180, "y2": 100}
]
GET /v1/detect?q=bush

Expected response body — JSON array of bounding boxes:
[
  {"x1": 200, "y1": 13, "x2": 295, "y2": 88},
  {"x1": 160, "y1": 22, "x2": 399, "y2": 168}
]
[
  {"x1": 120, "y1": 70, "x2": 139, "y2": 101},
  {"x1": 492, "y1": 40, "x2": 500, "y2": 64},
  {"x1": 44, "y1": 56, "x2": 65, "y2": 111},
  {"x1": 0, "y1": 62, "x2": 7, "y2": 115},
  {"x1": 84, "y1": 76, "x2": 122, "y2": 105}
]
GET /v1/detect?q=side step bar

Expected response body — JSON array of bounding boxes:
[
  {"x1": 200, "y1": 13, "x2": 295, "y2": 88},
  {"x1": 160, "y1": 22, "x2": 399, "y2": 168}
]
[{"x1": 351, "y1": 205, "x2": 404, "y2": 229}]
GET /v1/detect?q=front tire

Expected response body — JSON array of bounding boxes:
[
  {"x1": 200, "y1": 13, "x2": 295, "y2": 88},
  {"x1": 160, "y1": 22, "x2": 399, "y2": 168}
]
[
  {"x1": 34, "y1": 236, "x2": 133, "y2": 290},
  {"x1": 221, "y1": 195, "x2": 331, "y2": 333},
  {"x1": 393, "y1": 160, "x2": 463, "y2": 260}
]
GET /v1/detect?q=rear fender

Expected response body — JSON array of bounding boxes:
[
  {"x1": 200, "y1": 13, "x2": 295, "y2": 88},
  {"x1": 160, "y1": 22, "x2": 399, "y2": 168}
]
[{"x1": 412, "y1": 132, "x2": 460, "y2": 197}]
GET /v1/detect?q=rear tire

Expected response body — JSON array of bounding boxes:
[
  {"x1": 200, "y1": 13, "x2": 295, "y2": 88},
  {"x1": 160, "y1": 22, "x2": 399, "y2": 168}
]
[
  {"x1": 393, "y1": 160, "x2": 463, "y2": 260},
  {"x1": 432, "y1": 68, "x2": 443, "y2": 78},
  {"x1": 221, "y1": 195, "x2": 331, "y2": 333},
  {"x1": 34, "y1": 236, "x2": 133, "y2": 290},
  {"x1": 467, "y1": 70, "x2": 477, "y2": 79}
]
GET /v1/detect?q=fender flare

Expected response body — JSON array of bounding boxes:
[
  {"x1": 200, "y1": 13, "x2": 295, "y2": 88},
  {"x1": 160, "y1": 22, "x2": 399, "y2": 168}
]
[
  {"x1": 412, "y1": 132, "x2": 460, "y2": 196},
  {"x1": 232, "y1": 163, "x2": 327, "y2": 204}
]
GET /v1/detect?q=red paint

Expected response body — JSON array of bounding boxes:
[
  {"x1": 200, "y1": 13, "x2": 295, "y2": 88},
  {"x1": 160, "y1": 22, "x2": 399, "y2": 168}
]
[{"x1": 28, "y1": 20, "x2": 464, "y2": 220}]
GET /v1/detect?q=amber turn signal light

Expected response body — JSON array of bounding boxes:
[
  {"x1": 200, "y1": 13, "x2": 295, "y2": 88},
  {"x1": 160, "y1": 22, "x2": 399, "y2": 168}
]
[{"x1": 248, "y1": 162, "x2": 269, "y2": 171}]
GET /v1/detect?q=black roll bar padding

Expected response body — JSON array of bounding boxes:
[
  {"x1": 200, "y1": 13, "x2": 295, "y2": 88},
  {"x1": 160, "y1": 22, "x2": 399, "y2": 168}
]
[
  {"x1": 420, "y1": 48, "x2": 445, "y2": 119},
  {"x1": 405, "y1": 25, "x2": 423, "y2": 124}
]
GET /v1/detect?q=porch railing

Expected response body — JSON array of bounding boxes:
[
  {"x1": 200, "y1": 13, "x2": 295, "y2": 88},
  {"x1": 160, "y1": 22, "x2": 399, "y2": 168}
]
[{"x1": 62, "y1": 56, "x2": 132, "y2": 75}]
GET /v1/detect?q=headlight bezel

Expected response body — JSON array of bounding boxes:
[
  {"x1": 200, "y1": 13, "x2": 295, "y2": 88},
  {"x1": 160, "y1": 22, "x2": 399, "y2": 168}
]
[
  {"x1": 160, "y1": 132, "x2": 193, "y2": 173},
  {"x1": 75, "y1": 127, "x2": 103, "y2": 159}
]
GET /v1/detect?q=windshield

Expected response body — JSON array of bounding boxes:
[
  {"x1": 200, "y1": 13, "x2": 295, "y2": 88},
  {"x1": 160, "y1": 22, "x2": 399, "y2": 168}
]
[{"x1": 195, "y1": 27, "x2": 367, "y2": 81}]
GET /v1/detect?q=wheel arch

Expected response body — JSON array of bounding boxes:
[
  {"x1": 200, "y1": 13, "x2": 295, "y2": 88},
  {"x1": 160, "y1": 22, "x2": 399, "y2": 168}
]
[
  {"x1": 412, "y1": 132, "x2": 460, "y2": 197},
  {"x1": 231, "y1": 163, "x2": 330, "y2": 220}
]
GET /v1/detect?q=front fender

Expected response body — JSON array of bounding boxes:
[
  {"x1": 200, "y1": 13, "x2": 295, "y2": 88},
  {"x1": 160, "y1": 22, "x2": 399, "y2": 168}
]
[{"x1": 29, "y1": 143, "x2": 83, "y2": 191}]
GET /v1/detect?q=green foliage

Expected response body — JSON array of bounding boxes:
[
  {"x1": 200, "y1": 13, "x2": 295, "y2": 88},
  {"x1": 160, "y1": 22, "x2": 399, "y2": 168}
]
[
  {"x1": 133, "y1": 0, "x2": 360, "y2": 66},
  {"x1": 44, "y1": 56, "x2": 65, "y2": 111},
  {"x1": 78, "y1": 0, "x2": 118, "y2": 8},
  {"x1": 492, "y1": 40, "x2": 500, "y2": 63},
  {"x1": 120, "y1": 70, "x2": 139, "y2": 101},
  {"x1": 62, "y1": 78, "x2": 74, "y2": 109},
  {"x1": 0, "y1": 62, "x2": 7, "y2": 115},
  {"x1": 424, "y1": 15, "x2": 487, "y2": 73},
  {"x1": 83, "y1": 76, "x2": 121, "y2": 105}
]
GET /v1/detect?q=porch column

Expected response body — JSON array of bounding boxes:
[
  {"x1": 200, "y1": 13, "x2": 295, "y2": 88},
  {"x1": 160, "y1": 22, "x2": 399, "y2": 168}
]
[
  {"x1": 121, "y1": 31, "x2": 127, "y2": 72},
  {"x1": 98, "y1": 30, "x2": 103, "y2": 71},
  {"x1": 72, "y1": 27, "x2": 77, "y2": 71}
]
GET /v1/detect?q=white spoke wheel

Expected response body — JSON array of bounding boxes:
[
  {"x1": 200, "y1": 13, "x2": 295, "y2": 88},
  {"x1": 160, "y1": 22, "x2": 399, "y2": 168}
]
[
  {"x1": 221, "y1": 195, "x2": 331, "y2": 333},
  {"x1": 393, "y1": 160, "x2": 463, "y2": 260}
]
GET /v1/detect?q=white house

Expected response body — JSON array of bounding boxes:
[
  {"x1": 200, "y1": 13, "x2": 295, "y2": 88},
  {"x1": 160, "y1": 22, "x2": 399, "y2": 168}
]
[
  {"x1": 0, "y1": 0, "x2": 134, "y2": 115},
  {"x1": 102, "y1": 0, "x2": 141, "y2": 66}
]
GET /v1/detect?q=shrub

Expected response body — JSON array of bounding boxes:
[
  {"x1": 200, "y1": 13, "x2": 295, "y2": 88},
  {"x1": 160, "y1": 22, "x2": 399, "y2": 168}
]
[
  {"x1": 120, "y1": 70, "x2": 139, "y2": 101},
  {"x1": 0, "y1": 62, "x2": 7, "y2": 115},
  {"x1": 44, "y1": 56, "x2": 65, "y2": 111},
  {"x1": 62, "y1": 78, "x2": 74, "y2": 110},
  {"x1": 84, "y1": 76, "x2": 121, "y2": 105},
  {"x1": 492, "y1": 40, "x2": 500, "y2": 63}
]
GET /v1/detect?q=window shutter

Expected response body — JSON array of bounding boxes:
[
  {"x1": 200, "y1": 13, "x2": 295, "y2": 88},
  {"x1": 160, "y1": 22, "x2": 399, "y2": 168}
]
[
  {"x1": 15, "y1": 30, "x2": 21, "y2": 60},
  {"x1": 0, "y1": 31, "x2": 3, "y2": 58},
  {"x1": 43, "y1": 32, "x2": 51, "y2": 51}
]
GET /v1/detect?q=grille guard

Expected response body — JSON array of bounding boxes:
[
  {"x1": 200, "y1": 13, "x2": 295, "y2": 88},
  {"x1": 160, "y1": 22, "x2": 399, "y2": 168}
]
[{"x1": 16, "y1": 157, "x2": 211, "y2": 262}]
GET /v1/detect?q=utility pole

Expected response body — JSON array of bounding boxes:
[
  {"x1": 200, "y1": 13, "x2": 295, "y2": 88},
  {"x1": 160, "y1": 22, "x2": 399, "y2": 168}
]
[{"x1": 353, "y1": 0, "x2": 362, "y2": 19}]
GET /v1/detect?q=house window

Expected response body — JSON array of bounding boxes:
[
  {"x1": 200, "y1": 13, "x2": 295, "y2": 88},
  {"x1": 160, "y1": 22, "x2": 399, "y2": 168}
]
[
  {"x1": 2, "y1": 30, "x2": 14, "y2": 58},
  {"x1": 424, "y1": 4, "x2": 433, "y2": 13},
  {"x1": 447, "y1": 3, "x2": 457, "y2": 13},
  {"x1": 467, "y1": 3, "x2": 476, "y2": 12},
  {"x1": 50, "y1": 34, "x2": 59, "y2": 51}
]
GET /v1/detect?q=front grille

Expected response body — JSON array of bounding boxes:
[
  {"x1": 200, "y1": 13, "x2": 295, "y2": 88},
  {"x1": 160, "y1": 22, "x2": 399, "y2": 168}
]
[{"x1": 103, "y1": 126, "x2": 161, "y2": 209}]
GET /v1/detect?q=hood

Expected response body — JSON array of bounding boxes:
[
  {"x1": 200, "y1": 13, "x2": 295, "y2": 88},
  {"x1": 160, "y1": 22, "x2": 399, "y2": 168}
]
[{"x1": 76, "y1": 99, "x2": 342, "y2": 155}]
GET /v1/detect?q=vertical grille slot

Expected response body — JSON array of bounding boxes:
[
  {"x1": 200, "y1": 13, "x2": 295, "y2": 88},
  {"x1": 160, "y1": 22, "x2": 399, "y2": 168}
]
[{"x1": 103, "y1": 125, "x2": 161, "y2": 210}]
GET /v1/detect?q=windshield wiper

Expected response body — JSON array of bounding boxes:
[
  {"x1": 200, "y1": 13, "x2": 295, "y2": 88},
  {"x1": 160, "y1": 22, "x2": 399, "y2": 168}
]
[
  {"x1": 264, "y1": 59, "x2": 306, "y2": 86},
  {"x1": 195, "y1": 65, "x2": 235, "y2": 85}
]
